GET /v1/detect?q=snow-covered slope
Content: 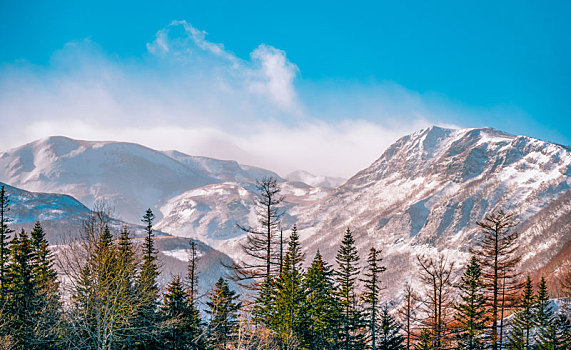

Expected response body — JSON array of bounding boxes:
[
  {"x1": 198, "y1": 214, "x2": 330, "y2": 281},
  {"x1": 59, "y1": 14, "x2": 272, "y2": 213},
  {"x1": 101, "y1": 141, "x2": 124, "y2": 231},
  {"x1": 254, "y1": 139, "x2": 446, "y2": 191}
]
[
  {"x1": 293, "y1": 126, "x2": 571, "y2": 298},
  {"x1": 286, "y1": 170, "x2": 346, "y2": 188}
]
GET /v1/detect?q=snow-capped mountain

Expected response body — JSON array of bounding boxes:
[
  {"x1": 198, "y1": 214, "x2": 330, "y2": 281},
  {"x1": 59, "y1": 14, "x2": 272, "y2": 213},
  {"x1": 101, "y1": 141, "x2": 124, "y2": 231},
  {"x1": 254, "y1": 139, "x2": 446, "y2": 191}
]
[
  {"x1": 293, "y1": 126, "x2": 571, "y2": 298},
  {"x1": 1, "y1": 126, "x2": 569, "y2": 301}
]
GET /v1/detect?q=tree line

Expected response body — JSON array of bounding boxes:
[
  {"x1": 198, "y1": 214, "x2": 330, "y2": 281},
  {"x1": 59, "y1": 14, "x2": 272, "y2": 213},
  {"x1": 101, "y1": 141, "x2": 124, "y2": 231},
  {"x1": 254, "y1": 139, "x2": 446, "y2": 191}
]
[{"x1": 0, "y1": 180, "x2": 569, "y2": 349}]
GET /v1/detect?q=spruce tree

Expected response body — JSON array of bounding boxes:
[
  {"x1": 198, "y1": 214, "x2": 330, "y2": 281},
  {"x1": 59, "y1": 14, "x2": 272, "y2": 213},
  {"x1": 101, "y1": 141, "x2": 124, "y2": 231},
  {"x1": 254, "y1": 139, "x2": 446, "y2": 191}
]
[
  {"x1": 335, "y1": 228, "x2": 365, "y2": 350},
  {"x1": 304, "y1": 250, "x2": 341, "y2": 349},
  {"x1": 0, "y1": 185, "x2": 13, "y2": 302},
  {"x1": 454, "y1": 256, "x2": 487, "y2": 350},
  {"x1": 185, "y1": 240, "x2": 204, "y2": 349},
  {"x1": 360, "y1": 247, "x2": 386, "y2": 350},
  {"x1": 160, "y1": 275, "x2": 206, "y2": 350},
  {"x1": 415, "y1": 330, "x2": 433, "y2": 350},
  {"x1": 206, "y1": 277, "x2": 242, "y2": 349},
  {"x1": 135, "y1": 208, "x2": 160, "y2": 346},
  {"x1": 553, "y1": 313, "x2": 571, "y2": 349},
  {"x1": 377, "y1": 305, "x2": 405, "y2": 350},
  {"x1": 506, "y1": 276, "x2": 535, "y2": 350},
  {"x1": 29, "y1": 221, "x2": 61, "y2": 348},
  {"x1": 534, "y1": 277, "x2": 557, "y2": 349},
  {"x1": 271, "y1": 225, "x2": 307, "y2": 347},
  {"x1": 4, "y1": 229, "x2": 35, "y2": 347}
]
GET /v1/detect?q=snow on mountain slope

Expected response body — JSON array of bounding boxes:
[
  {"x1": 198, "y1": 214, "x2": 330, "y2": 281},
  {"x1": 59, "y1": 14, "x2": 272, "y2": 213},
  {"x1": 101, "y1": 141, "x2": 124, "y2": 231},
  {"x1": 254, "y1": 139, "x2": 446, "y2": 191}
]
[
  {"x1": 162, "y1": 150, "x2": 282, "y2": 183},
  {"x1": 155, "y1": 180, "x2": 331, "y2": 256},
  {"x1": 0, "y1": 136, "x2": 219, "y2": 222},
  {"x1": 286, "y1": 170, "x2": 346, "y2": 188},
  {"x1": 292, "y1": 126, "x2": 571, "y2": 299},
  {"x1": 0, "y1": 181, "x2": 235, "y2": 294}
]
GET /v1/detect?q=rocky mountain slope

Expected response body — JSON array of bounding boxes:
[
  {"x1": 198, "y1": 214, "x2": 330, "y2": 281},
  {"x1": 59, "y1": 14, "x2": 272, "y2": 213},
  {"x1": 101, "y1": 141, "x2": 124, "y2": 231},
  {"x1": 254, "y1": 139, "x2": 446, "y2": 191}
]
[
  {"x1": 293, "y1": 126, "x2": 571, "y2": 298},
  {"x1": 1, "y1": 127, "x2": 569, "y2": 300}
]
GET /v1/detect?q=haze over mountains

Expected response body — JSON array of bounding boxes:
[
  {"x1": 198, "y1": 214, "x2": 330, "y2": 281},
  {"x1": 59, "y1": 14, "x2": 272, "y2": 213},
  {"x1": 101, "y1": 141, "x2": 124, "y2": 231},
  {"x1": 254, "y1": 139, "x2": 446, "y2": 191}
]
[{"x1": 0, "y1": 126, "x2": 569, "y2": 299}]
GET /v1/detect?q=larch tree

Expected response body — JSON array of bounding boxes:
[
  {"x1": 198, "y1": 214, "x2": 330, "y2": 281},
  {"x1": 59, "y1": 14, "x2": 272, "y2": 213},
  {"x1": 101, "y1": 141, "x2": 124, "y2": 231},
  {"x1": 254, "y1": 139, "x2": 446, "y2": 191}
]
[
  {"x1": 397, "y1": 283, "x2": 418, "y2": 350},
  {"x1": 416, "y1": 254, "x2": 455, "y2": 350},
  {"x1": 335, "y1": 228, "x2": 365, "y2": 350},
  {"x1": 454, "y1": 256, "x2": 487, "y2": 350},
  {"x1": 472, "y1": 209, "x2": 521, "y2": 350},
  {"x1": 360, "y1": 247, "x2": 386, "y2": 350}
]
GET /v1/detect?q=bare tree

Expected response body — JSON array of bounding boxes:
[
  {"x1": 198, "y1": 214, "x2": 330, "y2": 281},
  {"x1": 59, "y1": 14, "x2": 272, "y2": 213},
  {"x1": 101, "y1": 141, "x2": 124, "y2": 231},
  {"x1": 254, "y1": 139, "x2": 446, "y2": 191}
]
[
  {"x1": 397, "y1": 282, "x2": 419, "y2": 350},
  {"x1": 231, "y1": 177, "x2": 284, "y2": 288},
  {"x1": 471, "y1": 209, "x2": 522, "y2": 350},
  {"x1": 57, "y1": 207, "x2": 147, "y2": 349},
  {"x1": 416, "y1": 254, "x2": 455, "y2": 350}
]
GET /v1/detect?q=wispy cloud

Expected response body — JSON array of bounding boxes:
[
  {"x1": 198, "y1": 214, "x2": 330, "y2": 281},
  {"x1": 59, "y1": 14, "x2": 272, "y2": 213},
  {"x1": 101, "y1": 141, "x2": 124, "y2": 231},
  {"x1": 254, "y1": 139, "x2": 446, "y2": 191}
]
[{"x1": 0, "y1": 21, "x2": 464, "y2": 177}]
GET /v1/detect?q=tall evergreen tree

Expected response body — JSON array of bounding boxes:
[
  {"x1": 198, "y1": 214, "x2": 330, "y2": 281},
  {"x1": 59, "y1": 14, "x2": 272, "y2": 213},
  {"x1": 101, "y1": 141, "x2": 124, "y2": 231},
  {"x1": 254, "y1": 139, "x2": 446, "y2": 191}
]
[
  {"x1": 360, "y1": 247, "x2": 386, "y2": 350},
  {"x1": 0, "y1": 185, "x2": 13, "y2": 302},
  {"x1": 185, "y1": 240, "x2": 204, "y2": 349},
  {"x1": 4, "y1": 229, "x2": 35, "y2": 348},
  {"x1": 135, "y1": 208, "x2": 160, "y2": 346},
  {"x1": 304, "y1": 250, "x2": 341, "y2": 349},
  {"x1": 472, "y1": 209, "x2": 521, "y2": 350},
  {"x1": 377, "y1": 306, "x2": 405, "y2": 350},
  {"x1": 454, "y1": 256, "x2": 487, "y2": 350},
  {"x1": 29, "y1": 221, "x2": 61, "y2": 348},
  {"x1": 506, "y1": 276, "x2": 535, "y2": 350},
  {"x1": 206, "y1": 277, "x2": 242, "y2": 349},
  {"x1": 335, "y1": 228, "x2": 365, "y2": 350},
  {"x1": 414, "y1": 330, "x2": 433, "y2": 350},
  {"x1": 534, "y1": 277, "x2": 557, "y2": 349},
  {"x1": 271, "y1": 225, "x2": 307, "y2": 347},
  {"x1": 160, "y1": 275, "x2": 206, "y2": 350}
]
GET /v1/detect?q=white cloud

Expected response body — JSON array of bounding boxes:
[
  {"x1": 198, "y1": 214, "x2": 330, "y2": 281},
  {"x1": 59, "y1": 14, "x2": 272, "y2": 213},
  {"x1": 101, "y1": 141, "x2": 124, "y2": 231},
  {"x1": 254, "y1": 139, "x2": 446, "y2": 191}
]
[{"x1": 0, "y1": 21, "x2": 466, "y2": 178}]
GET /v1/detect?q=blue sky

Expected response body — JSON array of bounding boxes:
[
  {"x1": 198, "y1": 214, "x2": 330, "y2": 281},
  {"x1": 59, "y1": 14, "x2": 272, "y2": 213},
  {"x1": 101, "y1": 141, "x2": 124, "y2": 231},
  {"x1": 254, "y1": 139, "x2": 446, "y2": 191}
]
[{"x1": 0, "y1": 1, "x2": 569, "y2": 176}]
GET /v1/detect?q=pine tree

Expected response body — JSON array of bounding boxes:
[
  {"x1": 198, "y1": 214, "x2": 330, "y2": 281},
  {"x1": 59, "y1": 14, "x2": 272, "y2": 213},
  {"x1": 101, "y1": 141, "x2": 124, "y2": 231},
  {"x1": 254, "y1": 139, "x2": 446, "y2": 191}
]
[
  {"x1": 304, "y1": 250, "x2": 341, "y2": 349},
  {"x1": 160, "y1": 275, "x2": 206, "y2": 350},
  {"x1": 135, "y1": 208, "x2": 160, "y2": 346},
  {"x1": 472, "y1": 209, "x2": 521, "y2": 350},
  {"x1": 335, "y1": 228, "x2": 365, "y2": 350},
  {"x1": 454, "y1": 256, "x2": 487, "y2": 350},
  {"x1": 553, "y1": 313, "x2": 571, "y2": 349},
  {"x1": 29, "y1": 221, "x2": 61, "y2": 348},
  {"x1": 206, "y1": 277, "x2": 242, "y2": 349},
  {"x1": 506, "y1": 276, "x2": 535, "y2": 350},
  {"x1": 0, "y1": 185, "x2": 13, "y2": 302},
  {"x1": 271, "y1": 225, "x2": 307, "y2": 347},
  {"x1": 4, "y1": 229, "x2": 35, "y2": 347},
  {"x1": 414, "y1": 330, "x2": 433, "y2": 350},
  {"x1": 377, "y1": 306, "x2": 405, "y2": 350},
  {"x1": 360, "y1": 247, "x2": 386, "y2": 350},
  {"x1": 534, "y1": 277, "x2": 557, "y2": 349},
  {"x1": 185, "y1": 240, "x2": 205, "y2": 349}
]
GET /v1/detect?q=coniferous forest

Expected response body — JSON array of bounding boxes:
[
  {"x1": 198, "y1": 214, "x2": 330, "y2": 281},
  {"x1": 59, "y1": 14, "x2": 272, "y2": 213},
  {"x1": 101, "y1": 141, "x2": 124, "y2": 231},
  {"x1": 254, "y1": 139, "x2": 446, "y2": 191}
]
[{"x1": 0, "y1": 180, "x2": 570, "y2": 350}]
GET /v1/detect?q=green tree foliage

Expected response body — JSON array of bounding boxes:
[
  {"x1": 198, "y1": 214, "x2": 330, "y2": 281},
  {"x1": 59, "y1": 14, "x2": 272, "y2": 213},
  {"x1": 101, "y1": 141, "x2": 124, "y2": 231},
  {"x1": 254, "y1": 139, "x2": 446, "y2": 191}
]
[
  {"x1": 415, "y1": 329, "x2": 434, "y2": 350},
  {"x1": 271, "y1": 225, "x2": 308, "y2": 347},
  {"x1": 135, "y1": 208, "x2": 160, "y2": 346},
  {"x1": 360, "y1": 247, "x2": 386, "y2": 350},
  {"x1": 454, "y1": 256, "x2": 487, "y2": 350},
  {"x1": 377, "y1": 306, "x2": 404, "y2": 350},
  {"x1": 335, "y1": 228, "x2": 366, "y2": 350},
  {"x1": 534, "y1": 277, "x2": 557, "y2": 349},
  {"x1": 0, "y1": 185, "x2": 13, "y2": 301},
  {"x1": 506, "y1": 276, "x2": 535, "y2": 350},
  {"x1": 160, "y1": 275, "x2": 206, "y2": 350},
  {"x1": 304, "y1": 250, "x2": 341, "y2": 349},
  {"x1": 206, "y1": 277, "x2": 242, "y2": 349}
]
